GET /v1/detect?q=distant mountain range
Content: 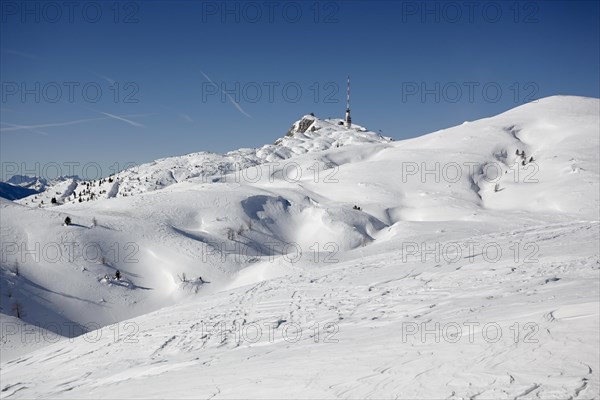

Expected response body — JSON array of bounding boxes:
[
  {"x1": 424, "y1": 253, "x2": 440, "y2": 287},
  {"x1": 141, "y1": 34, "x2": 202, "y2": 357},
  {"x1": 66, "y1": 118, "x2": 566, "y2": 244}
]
[
  {"x1": 0, "y1": 182, "x2": 39, "y2": 200},
  {"x1": 0, "y1": 175, "x2": 79, "y2": 200}
]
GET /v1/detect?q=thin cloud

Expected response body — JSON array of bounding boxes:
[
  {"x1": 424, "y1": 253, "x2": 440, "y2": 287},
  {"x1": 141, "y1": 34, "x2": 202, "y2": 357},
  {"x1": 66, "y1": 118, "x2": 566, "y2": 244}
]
[{"x1": 201, "y1": 71, "x2": 251, "y2": 118}]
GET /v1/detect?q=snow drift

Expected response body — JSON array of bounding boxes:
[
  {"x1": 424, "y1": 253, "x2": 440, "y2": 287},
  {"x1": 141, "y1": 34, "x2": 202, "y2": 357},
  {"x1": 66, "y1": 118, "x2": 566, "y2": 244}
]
[{"x1": 0, "y1": 96, "x2": 598, "y2": 399}]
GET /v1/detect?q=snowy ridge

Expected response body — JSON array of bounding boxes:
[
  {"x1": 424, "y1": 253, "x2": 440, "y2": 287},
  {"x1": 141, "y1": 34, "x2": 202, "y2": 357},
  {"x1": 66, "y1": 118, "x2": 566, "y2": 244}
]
[
  {"x1": 15, "y1": 116, "x2": 391, "y2": 207},
  {"x1": 0, "y1": 175, "x2": 76, "y2": 201},
  {"x1": 1, "y1": 96, "x2": 599, "y2": 398},
  {"x1": 6, "y1": 175, "x2": 61, "y2": 192},
  {"x1": 0, "y1": 183, "x2": 38, "y2": 201}
]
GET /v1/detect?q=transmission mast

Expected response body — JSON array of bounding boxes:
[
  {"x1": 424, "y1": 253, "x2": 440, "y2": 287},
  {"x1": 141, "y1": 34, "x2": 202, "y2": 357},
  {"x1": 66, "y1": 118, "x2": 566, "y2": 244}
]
[{"x1": 345, "y1": 75, "x2": 352, "y2": 128}]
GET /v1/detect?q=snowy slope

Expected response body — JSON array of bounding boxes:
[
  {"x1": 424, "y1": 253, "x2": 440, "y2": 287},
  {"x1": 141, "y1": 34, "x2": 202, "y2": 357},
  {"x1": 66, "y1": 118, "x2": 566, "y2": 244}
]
[
  {"x1": 15, "y1": 116, "x2": 392, "y2": 207},
  {"x1": 2, "y1": 220, "x2": 597, "y2": 399},
  {"x1": 1, "y1": 96, "x2": 598, "y2": 398}
]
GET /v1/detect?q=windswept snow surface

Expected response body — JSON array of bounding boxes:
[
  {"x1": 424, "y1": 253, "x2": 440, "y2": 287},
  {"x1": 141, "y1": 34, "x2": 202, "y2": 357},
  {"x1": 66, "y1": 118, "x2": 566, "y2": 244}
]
[{"x1": 1, "y1": 96, "x2": 599, "y2": 399}]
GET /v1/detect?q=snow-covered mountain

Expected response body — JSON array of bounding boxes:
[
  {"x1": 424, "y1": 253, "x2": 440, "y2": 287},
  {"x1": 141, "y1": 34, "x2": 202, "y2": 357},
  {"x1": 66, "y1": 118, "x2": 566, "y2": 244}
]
[
  {"x1": 15, "y1": 116, "x2": 391, "y2": 207},
  {"x1": 6, "y1": 175, "x2": 51, "y2": 192},
  {"x1": 1, "y1": 96, "x2": 598, "y2": 399},
  {"x1": 0, "y1": 182, "x2": 38, "y2": 201},
  {"x1": 6, "y1": 174, "x2": 79, "y2": 193},
  {"x1": 0, "y1": 175, "x2": 78, "y2": 201}
]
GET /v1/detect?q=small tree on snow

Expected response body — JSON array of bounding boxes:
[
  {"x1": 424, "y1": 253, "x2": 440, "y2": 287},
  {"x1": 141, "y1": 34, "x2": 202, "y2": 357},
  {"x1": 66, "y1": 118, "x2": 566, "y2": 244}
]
[
  {"x1": 237, "y1": 225, "x2": 245, "y2": 236},
  {"x1": 64, "y1": 216, "x2": 72, "y2": 226},
  {"x1": 12, "y1": 302, "x2": 23, "y2": 319},
  {"x1": 51, "y1": 197, "x2": 57, "y2": 204},
  {"x1": 226, "y1": 228, "x2": 235, "y2": 241}
]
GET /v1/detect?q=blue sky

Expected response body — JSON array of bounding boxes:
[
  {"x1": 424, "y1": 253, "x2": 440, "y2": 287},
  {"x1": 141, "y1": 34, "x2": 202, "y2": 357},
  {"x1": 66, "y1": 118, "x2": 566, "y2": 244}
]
[{"x1": 1, "y1": 0, "x2": 599, "y2": 180}]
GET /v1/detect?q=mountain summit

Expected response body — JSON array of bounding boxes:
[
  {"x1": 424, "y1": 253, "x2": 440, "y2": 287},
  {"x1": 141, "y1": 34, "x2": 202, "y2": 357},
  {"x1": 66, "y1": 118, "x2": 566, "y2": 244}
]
[
  {"x1": 15, "y1": 115, "x2": 391, "y2": 207},
  {"x1": 1, "y1": 96, "x2": 598, "y2": 399}
]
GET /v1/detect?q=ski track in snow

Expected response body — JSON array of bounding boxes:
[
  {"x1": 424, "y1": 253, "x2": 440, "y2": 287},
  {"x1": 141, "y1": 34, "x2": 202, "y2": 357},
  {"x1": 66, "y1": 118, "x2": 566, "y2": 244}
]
[
  {"x1": 2, "y1": 221, "x2": 598, "y2": 398},
  {"x1": 1, "y1": 96, "x2": 599, "y2": 398}
]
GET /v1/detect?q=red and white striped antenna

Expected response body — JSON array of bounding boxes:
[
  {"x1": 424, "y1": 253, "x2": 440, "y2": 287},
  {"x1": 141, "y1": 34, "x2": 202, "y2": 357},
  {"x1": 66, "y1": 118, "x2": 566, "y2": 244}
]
[
  {"x1": 345, "y1": 75, "x2": 352, "y2": 128},
  {"x1": 346, "y1": 75, "x2": 351, "y2": 110}
]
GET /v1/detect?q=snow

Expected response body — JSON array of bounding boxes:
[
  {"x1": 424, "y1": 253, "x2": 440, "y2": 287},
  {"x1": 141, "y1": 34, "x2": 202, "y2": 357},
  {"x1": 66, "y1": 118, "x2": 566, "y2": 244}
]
[
  {"x1": 1, "y1": 96, "x2": 598, "y2": 398},
  {"x1": 14, "y1": 116, "x2": 391, "y2": 208}
]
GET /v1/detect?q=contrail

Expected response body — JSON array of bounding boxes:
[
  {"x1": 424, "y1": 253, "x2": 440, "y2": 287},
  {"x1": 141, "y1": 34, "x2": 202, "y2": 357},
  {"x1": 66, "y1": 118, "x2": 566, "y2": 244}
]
[
  {"x1": 1, "y1": 48, "x2": 37, "y2": 60},
  {"x1": 180, "y1": 113, "x2": 193, "y2": 122},
  {"x1": 1, "y1": 114, "x2": 149, "y2": 133},
  {"x1": 201, "y1": 71, "x2": 251, "y2": 118},
  {"x1": 86, "y1": 70, "x2": 116, "y2": 85},
  {"x1": 101, "y1": 112, "x2": 144, "y2": 127},
  {"x1": 1, "y1": 116, "x2": 110, "y2": 132},
  {"x1": 0, "y1": 122, "x2": 48, "y2": 136}
]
